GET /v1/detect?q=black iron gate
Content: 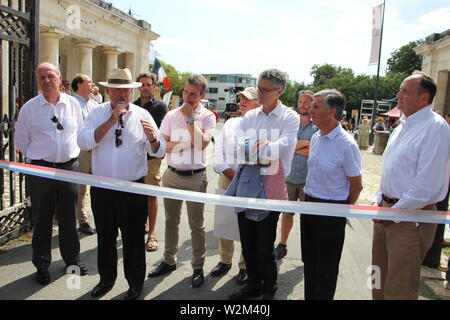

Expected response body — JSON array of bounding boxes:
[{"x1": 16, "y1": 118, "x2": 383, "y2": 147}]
[{"x1": 0, "y1": 0, "x2": 39, "y2": 245}]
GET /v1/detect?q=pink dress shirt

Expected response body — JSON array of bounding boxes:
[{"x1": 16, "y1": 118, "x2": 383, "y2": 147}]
[{"x1": 160, "y1": 104, "x2": 216, "y2": 170}]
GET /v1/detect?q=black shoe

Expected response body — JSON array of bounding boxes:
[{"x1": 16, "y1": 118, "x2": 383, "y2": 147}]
[
  {"x1": 192, "y1": 269, "x2": 204, "y2": 288},
  {"x1": 91, "y1": 281, "x2": 115, "y2": 297},
  {"x1": 262, "y1": 292, "x2": 275, "y2": 300},
  {"x1": 210, "y1": 262, "x2": 231, "y2": 277},
  {"x1": 275, "y1": 243, "x2": 287, "y2": 260},
  {"x1": 262, "y1": 287, "x2": 277, "y2": 300},
  {"x1": 148, "y1": 261, "x2": 176, "y2": 277},
  {"x1": 236, "y1": 269, "x2": 248, "y2": 285},
  {"x1": 66, "y1": 262, "x2": 88, "y2": 276},
  {"x1": 36, "y1": 269, "x2": 50, "y2": 285},
  {"x1": 124, "y1": 286, "x2": 143, "y2": 300},
  {"x1": 229, "y1": 286, "x2": 262, "y2": 300},
  {"x1": 79, "y1": 222, "x2": 95, "y2": 235}
]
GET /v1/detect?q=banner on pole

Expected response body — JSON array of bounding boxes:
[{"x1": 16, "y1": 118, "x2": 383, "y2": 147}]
[{"x1": 369, "y1": 4, "x2": 383, "y2": 65}]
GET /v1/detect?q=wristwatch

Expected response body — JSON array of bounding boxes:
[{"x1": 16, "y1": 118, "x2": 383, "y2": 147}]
[{"x1": 186, "y1": 118, "x2": 195, "y2": 125}]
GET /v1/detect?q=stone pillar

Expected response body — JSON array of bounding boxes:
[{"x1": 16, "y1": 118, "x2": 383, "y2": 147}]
[
  {"x1": 103, "y1": 47, "x2": 121, "y2": 79},
  {"x1": 77, "y1": 41, "x2": 97, "y2": 77},
  {"x1": 40, "y1": 31, "x2": 65, "y2": 68},
  {"x1": 125, "y1": 52, "x2": 135, "y2": 78}
]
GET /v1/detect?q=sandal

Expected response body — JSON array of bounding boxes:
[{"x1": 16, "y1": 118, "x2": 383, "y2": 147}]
[{"x1": 146, "y1": 237, "x2": 158, "y2": 252}]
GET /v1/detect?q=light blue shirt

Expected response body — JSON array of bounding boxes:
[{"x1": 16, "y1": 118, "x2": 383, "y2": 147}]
[
  {"x1": 304, "y1": 123, "x2": 361, "y2": 201},
  {"x1": 73, "y1": 94, "x2": 98, "y2": 122},
  {"x1": 285, "y1": 120, "x2": 318, "y2": 184}
]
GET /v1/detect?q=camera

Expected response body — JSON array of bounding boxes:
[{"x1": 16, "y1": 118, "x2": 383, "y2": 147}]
[{"x1": 224, "y1": 86, "x2": 244, "y2": 113}]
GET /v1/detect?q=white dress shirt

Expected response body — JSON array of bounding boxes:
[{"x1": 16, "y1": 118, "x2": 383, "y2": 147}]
[
  {"x1": 214, "y1": 117, "x2": 241, "y2": 174},
  {"x1": 77, "y1": 102, "x2": 166, "y2": 181},
  {"x1": 305, "y1": 124, "x2": 361, "y2": 201},
  {"x1": 376, "y1": 106, "x2": 450, "y2": 209},
  {"x1": 15, "y1": 93, "x2": 82, "y2": 163},
  {"x1": 235, "y1": 103, "x2": 300, "y2": 177}
]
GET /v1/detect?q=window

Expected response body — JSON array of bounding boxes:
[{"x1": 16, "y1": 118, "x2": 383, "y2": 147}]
[{"x1": 209, "y1": 87, "x2": 218, "y2": 94}]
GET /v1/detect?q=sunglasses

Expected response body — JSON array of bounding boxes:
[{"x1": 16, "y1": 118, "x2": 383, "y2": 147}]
[
  {"x1": 51, "y1": 116, "x2": 64, "y2": 130},
  {"x1": 115, "y1": 128, "x2": 122, "y2": 147},
  {"x1": 257, "y1": 86, "x2": 279, "y2": 94}
]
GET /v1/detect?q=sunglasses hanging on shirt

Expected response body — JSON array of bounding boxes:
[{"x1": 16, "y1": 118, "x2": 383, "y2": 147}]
[
  {"x1": 115, "y1": 128, "x2": 122, "y2": 147},
  {"x1": 51, "y1": 115, "x2": 64, "y2": 130},
  {"x1": 115, "y1": 114, "x2": 125, "y2": 148}
]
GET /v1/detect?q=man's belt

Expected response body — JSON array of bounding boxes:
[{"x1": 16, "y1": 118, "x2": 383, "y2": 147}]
[
  {"x1": 168, "y1": 166, "x2": 206, "y2": 176},
  {"x1": 382, "y1": 194, "x2": 399, "y2": 205},
  {"x1": 31, "y1": 158, "x2": 78, "y2": 167}
]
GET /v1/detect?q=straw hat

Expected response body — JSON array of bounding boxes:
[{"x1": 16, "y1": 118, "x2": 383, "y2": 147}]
[{"x1": 99, "y1": 68, "x2": 142, "y2": 88}]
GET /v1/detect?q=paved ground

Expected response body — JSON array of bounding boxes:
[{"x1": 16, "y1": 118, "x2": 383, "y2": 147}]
[{"x1": 0, "y1": 123, "x2": 448, "y2": 301}]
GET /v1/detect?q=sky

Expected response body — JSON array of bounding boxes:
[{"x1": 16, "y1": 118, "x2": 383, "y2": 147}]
[{"x1": 108, "y1": 0, "x2": 450, "y2": 84}]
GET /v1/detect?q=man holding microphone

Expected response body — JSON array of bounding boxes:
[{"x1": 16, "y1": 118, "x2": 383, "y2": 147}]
[{"x1": 78, "y1": 68, "x2": 166, "y2": 300}]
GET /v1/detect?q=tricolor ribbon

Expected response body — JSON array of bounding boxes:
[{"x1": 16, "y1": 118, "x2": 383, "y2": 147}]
[{"x1": 0, "y1": 160, "x2": 448, "y2": 224}]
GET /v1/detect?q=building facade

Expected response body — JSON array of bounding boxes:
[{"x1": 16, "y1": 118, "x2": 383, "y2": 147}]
[
  {"x1": 202, "y1": 74, "x2": 256, "y2": 110},
  {"x1": 415, "y1": 29, "x2": 450, "y2": 116},
  {"x1": 39, "y1": 0, "x2": 159, "y2": 97}
]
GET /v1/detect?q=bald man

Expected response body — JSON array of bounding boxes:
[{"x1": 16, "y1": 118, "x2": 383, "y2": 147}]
[{"x1": 15, "y1": 62, "x2": 87, "y2": 285}]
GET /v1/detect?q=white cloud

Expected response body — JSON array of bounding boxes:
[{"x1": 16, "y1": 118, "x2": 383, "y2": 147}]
[{"x1": 418, "y1": 7, "x2": 450, "y2": 33}]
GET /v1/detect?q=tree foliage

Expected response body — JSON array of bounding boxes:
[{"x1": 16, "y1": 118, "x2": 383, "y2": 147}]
[
  {"x1": 280, "y1": 77, "x2": 308, "y2": 108},
  {"x1": 386, "y1": 40, "x2": 423, "y2": 75},
  {"x1": 310, "y1": 64, "x2": 354, "y2": 87},
  {"x1": 310, "y1": 63, "x2": 407, "y2": 116}
]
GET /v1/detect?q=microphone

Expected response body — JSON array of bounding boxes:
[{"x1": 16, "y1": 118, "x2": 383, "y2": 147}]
[{"x1": 117, "y1": 100, "x2": 126, "y2": 127}]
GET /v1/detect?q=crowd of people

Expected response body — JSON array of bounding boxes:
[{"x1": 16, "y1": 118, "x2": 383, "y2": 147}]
[{"x1": 14, "y1": 63, "x2": 450, "y2": 300}]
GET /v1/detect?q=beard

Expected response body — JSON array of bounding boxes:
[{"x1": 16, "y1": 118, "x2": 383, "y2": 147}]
[
  {"x1": 299, "y1": 111, "x2": 309, "y2": 116},
  {"x1": 140, "y1": 89, "x2": 152, "y2": 98}
]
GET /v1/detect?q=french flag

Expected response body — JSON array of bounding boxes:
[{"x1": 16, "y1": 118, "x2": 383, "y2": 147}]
[{"x1": 152, "y1": 58, "x2": 171, "y2": 90}]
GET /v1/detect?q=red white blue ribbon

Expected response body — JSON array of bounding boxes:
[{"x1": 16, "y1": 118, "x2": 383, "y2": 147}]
[{"x1": 0, "y1": 160, "x2": 448, "y2": 224}]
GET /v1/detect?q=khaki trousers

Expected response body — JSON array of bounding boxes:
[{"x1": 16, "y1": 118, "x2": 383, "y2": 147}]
[
  {"x1": 77, "y1": 150, "x2": 91, "y2": 224},
  {"x1": 144, "y1": 158, "x2": 162, "y2": 186},
  {"x1": 218, "y1": 175, "x2": 246, "y2": 269},
  {"x1": 162, "y1": 168, "x2": 207, "y2": 269},
  {"x1": 372, "y1": 201, "x2": 437, "y2": 300}
]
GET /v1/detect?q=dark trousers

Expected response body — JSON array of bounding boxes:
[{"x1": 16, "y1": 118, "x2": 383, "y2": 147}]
[
  {"x1": 91, "y1": 184, "x2": 147, "y2": 289},
  {"x1": 423, "y1": 181, "x2": 449, "y2": 268},
  {"x1": 301, "y1": 195, "x2": 347, "y2": 300},
  {"x1": 29, "y1": 160, "x2": 80, "y2": 270},
  {"x1": 237, "y1": 211, "x2": 280, "y2": 295}
]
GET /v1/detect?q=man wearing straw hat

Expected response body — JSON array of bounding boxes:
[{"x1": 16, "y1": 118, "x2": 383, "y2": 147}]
[{"x1": 78, "y1": 68, "x2": 166, "y2": 300}]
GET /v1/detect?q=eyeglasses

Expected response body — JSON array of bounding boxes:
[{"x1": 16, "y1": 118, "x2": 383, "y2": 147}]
[
  {"x1": 51, "y1": 116, "x2": 64, "y2": 130},
  {"x1": 257, "y1": 86, "x2": 279, "y2": 94},
  {"x1": 115, "y1": 129, "x2": 122, "y2": 147}
]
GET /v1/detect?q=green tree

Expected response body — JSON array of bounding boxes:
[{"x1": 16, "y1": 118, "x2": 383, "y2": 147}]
[
  {"x1": 280, "y1": 77, "x2": 307, "y2": 108},
  {"x1": 386, "y1": 40, "x2": 423, "y2": 75},
  {"x1": 310, "y1": 64, "x2": 354, "y2": 87}
]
